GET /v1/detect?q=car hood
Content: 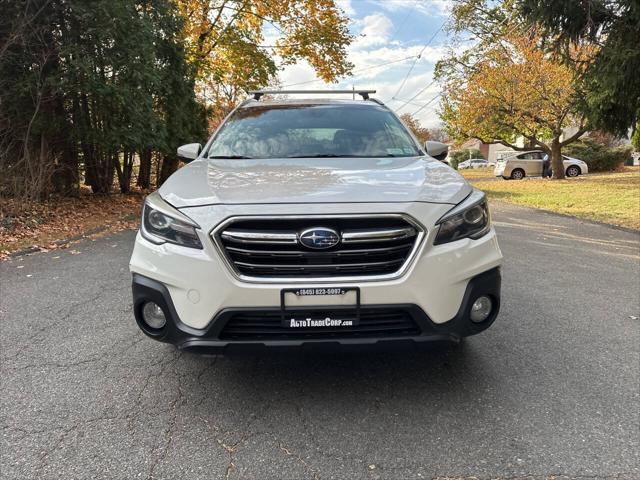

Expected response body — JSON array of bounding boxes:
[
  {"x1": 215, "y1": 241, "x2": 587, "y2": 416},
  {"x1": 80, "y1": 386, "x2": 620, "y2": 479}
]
[{"x1": 159, "y1": 156, "x2": 472, "y2": 208}]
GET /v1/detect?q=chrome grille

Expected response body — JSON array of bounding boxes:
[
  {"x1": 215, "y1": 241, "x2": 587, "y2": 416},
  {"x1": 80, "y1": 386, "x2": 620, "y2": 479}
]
[{"x1": 214, "y1": 215, "x2": 423, "y2": 281}]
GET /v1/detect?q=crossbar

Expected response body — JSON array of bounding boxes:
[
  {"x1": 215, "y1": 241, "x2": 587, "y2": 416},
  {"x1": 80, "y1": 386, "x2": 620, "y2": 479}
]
[{"x1": 249, "y1": 89, "x2": 376, "y2": 100}]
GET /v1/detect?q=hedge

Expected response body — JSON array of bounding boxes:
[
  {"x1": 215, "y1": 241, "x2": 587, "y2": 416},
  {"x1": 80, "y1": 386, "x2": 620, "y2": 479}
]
[
  {"x1": 564, "y1": 138, "x2": 633, "y2": 172},
  {"x1": 448, "y1": 148, "x2": 484, "y2": 169}
]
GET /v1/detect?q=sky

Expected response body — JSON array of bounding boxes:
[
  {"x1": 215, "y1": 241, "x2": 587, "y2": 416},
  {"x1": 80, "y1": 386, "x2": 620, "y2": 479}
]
[{"x1": 268, "y1": 0, "x2": 453, "y2": 128}]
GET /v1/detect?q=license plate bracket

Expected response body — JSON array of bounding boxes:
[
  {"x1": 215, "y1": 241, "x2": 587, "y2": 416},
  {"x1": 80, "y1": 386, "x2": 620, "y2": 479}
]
[{"x1": 280, "y1": 287, "x2": 361, "y2": 328}]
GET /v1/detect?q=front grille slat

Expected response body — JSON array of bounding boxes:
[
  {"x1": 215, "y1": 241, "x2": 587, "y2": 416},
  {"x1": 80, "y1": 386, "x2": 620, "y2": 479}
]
[
  {"x1": 219, "y1": 308, "x2": 421, "y2": 340},
  {"x1": 234, "y1": 259, "x2": 405, "y2": 270},
  {"x1": 341, "y1": 226, "x2": 416, "y2": 243},
  {"x1": 221, "y1": 230, "x2": 298, "y2": 244},
  {"x1": 225, "y1": 242, "x2": 414, "y2": 257},
  {"x1": 215, "y1": 216, "x2": 422, "y2": 279}
]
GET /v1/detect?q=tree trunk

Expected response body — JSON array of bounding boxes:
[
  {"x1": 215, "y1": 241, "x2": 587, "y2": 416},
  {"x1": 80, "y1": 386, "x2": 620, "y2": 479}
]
[
  {"x1": 158, "y1": 154, "x2": 178, "y2": 185},
  {"x1": 115, "y1": 150, "x2": 134, "y2": 193},
  {"x1": 83, "y1": 143, "x2": 96, "y2": 187},
  {"x1": 137, "y1": 148, "x2": 152, "y2": 189},
  {"x1": 114, "y1": 151, "x2": 125, "y2": 193},
  {"x1": 53, "y1": 138, "x2": 79, "y2": 196},
  {"x1": 51, "y1": 85, "x2": 79, "y2": 196},
  {"x1": 90, "y1": 151, "x2": 115, "y2": 194},
  {"x1": 550, "y1": 138, "x2": 565, "y2": 180},
  {"x1": 123, "y1": 151, "x2": 133, "y2": 193},
  {"x1": 80, "y1": 94, "x2": 98, "y2": 189}
]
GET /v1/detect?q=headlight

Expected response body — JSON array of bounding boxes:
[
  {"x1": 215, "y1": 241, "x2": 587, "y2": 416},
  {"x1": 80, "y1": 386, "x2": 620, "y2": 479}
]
[
  {"x1": 434, "y1": 189, "x2": 491, "y2": 245},
  {"x1": 141, "y1": 200, "x2": 202, "y2": 249}
]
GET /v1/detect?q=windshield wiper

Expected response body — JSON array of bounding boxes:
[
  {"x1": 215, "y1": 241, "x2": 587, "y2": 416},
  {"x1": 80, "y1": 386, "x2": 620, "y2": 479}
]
[{"x1": 208, "y1": 155, "x2": 254, "y2": 159}]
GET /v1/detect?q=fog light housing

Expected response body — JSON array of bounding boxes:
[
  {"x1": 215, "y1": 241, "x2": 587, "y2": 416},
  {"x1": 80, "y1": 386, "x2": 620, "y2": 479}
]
[
  {"x1": 142, "y1": 302, "x2": 166, "y2": 329},
  {"x1": 470, "y1": 295, "x2": 492, "y2": 323}
]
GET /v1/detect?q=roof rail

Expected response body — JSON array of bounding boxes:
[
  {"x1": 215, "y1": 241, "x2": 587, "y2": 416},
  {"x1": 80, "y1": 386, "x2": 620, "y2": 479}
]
[{"x1": 248, "y1": 89, "x2": 377, "y2": 101}]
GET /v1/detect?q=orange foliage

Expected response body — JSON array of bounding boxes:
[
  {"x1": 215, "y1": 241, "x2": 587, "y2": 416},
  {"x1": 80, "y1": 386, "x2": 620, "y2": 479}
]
[{"x1": 443, "y1": 33, "x2": 583, "y2": 143}]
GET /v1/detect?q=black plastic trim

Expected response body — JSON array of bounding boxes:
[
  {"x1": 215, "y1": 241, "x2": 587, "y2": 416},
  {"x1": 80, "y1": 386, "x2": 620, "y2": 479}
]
[{"x1": 131, "y1": 267, "x2": 501, "y2": 354}]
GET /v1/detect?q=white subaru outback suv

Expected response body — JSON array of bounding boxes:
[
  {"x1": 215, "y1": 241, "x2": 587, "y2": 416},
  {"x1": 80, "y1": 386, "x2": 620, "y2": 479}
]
[{"x1": 130, "y1": 90, "x2": 503, "y2": 353}]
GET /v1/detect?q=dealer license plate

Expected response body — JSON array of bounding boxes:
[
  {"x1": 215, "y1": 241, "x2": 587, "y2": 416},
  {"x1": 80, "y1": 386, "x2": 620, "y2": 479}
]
[{"x1": 280, "y1": 287, "x2": 360, "y2": 328}]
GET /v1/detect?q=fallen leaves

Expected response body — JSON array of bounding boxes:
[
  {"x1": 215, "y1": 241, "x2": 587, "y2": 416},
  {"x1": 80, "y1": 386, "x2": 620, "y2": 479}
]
[{"x1": 1, "y1": 189, "x2": 144, "y2": 260}]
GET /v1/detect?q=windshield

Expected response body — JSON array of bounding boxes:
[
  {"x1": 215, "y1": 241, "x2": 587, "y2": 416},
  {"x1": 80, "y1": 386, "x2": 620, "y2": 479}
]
[{"x1": 206, "y1": 104, "x2": 422, "y2": 159}]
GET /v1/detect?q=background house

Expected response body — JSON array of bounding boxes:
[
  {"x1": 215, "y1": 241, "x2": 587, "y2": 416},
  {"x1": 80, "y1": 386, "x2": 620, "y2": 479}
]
[{"x1": 459, "y1": 139, "x2": 514, "y2": 162}]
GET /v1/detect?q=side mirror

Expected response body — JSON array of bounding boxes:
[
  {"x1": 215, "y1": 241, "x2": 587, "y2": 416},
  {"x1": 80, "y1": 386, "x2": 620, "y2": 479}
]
[
  {"x1": 424, "y1": 141, "x2": 449, "y2": 161},
  {"x1": 177, "y1": 143, "x2": 202, "y2": 163}
]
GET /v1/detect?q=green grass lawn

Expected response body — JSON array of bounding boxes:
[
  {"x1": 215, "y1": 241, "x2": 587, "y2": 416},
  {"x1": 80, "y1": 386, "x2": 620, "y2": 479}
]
[
  {"x1": 471, "y1": 169, "x2": 640, "y2": 230},
  {"x1": 458, "y1": 167, "x2": 497, "y2": 180}
]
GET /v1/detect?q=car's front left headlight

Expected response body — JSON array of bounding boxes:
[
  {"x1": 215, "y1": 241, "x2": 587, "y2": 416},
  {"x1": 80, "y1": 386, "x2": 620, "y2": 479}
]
[
  {"x1": 434, "y1": 189, "x2": 491, "y2": 245},
  {"x1": 141, "y1": 193, "x2": 202, "y2": 249}
]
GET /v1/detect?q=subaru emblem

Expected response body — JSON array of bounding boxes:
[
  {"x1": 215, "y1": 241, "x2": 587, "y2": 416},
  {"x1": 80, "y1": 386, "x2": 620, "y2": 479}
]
[{"x1": 299, "y1": 227, "x2": 340, "y2": 249}]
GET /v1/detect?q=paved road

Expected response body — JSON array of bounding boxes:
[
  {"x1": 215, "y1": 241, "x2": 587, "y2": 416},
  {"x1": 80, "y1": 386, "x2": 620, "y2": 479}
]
[{"x1": 1, "y1": 203, "x2": 639, "y2": 479}]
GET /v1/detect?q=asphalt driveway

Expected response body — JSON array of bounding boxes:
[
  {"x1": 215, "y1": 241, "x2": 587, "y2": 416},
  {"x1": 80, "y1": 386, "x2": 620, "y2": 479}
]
[{"x1": 1, "y1": 202, "x2": 638, "y2": 479}]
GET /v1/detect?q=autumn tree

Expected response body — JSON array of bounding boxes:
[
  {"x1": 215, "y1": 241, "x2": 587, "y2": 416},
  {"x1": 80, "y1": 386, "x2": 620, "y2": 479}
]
[
  {"x1": 177, "y1": 0, "x2": 353, "y2": 124},
  {"x1": 438, "y1": 0, "x2": 591, "y2": 179},
  {"x1": 399, "y1": 114, "x2": 432, "y2": 144}
]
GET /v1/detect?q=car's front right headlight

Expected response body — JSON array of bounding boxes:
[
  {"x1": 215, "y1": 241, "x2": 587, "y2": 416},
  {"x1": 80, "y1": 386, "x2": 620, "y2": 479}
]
[
  {"x1": 434, "y1": 189, "x2": 491, "y2": 245},
  {"x1": 140, "y1": 193, "x2": 202, "y2": 249}
]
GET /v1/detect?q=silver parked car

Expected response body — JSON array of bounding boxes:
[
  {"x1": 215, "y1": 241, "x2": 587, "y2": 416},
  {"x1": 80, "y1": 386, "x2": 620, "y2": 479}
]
[{"x1": 494, "y1": 150, "x2": 588, "y2": 179}]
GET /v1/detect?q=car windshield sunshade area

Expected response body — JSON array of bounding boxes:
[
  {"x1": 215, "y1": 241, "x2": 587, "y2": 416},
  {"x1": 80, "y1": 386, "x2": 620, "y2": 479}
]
[{"x1": 206, "y1": 104, "x2": 422, "y2": 159}]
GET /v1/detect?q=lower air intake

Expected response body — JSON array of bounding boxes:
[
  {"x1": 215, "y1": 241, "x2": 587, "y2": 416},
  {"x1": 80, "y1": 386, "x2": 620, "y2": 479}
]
[{"x1": 219, "y1": 308, "x2": 421, "y2": 340}]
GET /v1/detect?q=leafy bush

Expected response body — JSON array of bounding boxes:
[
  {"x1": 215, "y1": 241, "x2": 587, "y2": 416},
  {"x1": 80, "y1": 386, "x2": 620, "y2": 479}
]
[
  {"x1": 632, "y1": 121, "x2": 640, "y2": 151},
  {"x1": 564, "y1": 138, "x2": 632, "y2": 172},
  {"x1": 448, "y1": 148, "x2": 484, "y2": 169}
]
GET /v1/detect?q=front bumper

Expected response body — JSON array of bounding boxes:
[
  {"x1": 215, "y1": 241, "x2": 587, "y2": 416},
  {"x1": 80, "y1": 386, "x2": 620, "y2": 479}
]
[
  {"x1": 129, "y1": 202, "x2": 503, "y2": 352},
  {"x1": 130, "y1": 202, "x2": 503, "y2": 329},
  {"x1": 132, "y1": 267, "x2": 501, "y2": 354}
]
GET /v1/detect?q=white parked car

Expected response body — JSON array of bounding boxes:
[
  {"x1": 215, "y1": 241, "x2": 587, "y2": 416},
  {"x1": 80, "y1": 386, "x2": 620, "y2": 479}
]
[
  {"x1": 459, "y1": 158, "x2": 492, "y2": 169},
  {"x1": 494, "y1": 150, "x2": 588, "y2": 179},
  {"x1": 129, "y1": 91, "x2": 503, "y2": 354}
]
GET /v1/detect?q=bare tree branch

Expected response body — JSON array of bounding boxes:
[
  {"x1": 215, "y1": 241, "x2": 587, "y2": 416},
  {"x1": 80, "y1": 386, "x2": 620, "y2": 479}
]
[{"x1": 560, "y1": 126, "x2": 587, "y2": 146}]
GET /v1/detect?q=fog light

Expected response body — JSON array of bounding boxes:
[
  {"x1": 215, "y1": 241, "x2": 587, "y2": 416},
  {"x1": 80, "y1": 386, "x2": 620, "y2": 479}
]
[
  {"x1": 142, "y1": 302, "x2": 166, "y2": 329},
  {"x1": 470, "y1": 296, "x2": 492, "y2": 323}
]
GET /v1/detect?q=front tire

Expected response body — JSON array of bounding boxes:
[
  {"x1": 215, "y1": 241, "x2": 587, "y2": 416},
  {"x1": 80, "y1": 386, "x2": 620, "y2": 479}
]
[
  {"x1": 510, "y1": 168, "x2": 525, "y2": 180},
  {"x1": 566, "y1": 165, "x2": 581, "y2": 177}
]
